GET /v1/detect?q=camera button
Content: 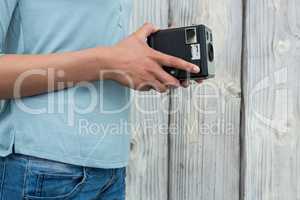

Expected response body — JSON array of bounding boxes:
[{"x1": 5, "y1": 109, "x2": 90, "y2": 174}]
[{"x1": 170, "y1": 70, "x2": 177, "y2": 75}]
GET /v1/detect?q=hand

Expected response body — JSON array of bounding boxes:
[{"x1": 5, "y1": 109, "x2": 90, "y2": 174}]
[{"x1": 106, "y1": 23, "x2": 201, "y2": 93}]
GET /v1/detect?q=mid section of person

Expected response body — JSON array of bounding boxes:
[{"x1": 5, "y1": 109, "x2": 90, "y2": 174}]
[{"x1": 0, "y1": 0, "x2": 200, "y2": 199}]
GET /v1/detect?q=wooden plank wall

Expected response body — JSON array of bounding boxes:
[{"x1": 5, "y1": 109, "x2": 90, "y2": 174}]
[
  {"x1": 126, "y1": 1, "x2": 170, "y2": 200},
  {"x1": 242, "y1": 0, "x2": 300, "y2": 199},
  {"x1": 127, "y1": 0, "x2": 300, "y2": 200},
  {"x1": 127, "y1": 0, "x2": 243, "y2": 200},
  {"x1": 168, "y1": 0, "x2": 242, "y2": 200}
]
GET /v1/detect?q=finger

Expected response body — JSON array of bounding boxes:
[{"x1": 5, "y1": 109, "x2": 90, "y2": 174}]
[
  {"x1": 139, "y1": 86, "x2": 152, "y2": 91},
  {"x1": 153, "y1": 51, "x2": 200, "y2": 73},
  {"x1": 149, "y1": 64, "x2": 180, "y2": 88},
  {"x1": 134, "y1": 23, "x2": 159, "y2": 41},
  {"x1": 150, "y1": 80, "x2": 168, "y2": 93},
  {"x1": 136, "y1": 77, "x2": 168, "y2": 93},
  {"x1": 181, "y1": 80, "x2": 190, "y2": 88},
  {"x1": 195, "y1": 79, "x2": 203, "y2": 84},
  {"x1": 135, "y1": 82, "x2": 153, "y2": 91}
]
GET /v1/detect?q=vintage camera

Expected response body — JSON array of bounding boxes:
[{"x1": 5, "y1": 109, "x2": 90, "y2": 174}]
[{"x1": 147, "y1": 24, "x2": 215, "y2": 80}]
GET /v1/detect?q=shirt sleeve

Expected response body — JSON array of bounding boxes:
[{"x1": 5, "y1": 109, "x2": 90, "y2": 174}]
[{"x1": 0, "y1": 0, "x2": 19, "y2": 55}]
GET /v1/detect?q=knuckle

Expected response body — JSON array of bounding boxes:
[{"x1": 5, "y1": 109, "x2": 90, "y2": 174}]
[
  {"x1": 166, "y1": 56, "x2": 175, "y2": 66},
  {"x1": 163, "y1": 76, "x2": 175, "y2": 84},
  {"x1": 144, "y1": 22, "x2": 154, "y2": 30},
  {"x1": 152, "y1": 83, "x2": 160, "y2": 90},
  {"x1": 157, "y1": 88, "x2": 164, "y2": 93},
  {"x1": 170, "y1": 78, "x2": 179, "y2": 86},
  {"x1": 161, "y1": 87, "x2": 168, "y2": 93},
  {"x1": 157, "y1": 84, "x2": 167, "y2": 92},
  {"x1": 150, "y1": 50, "x2": 161, "y2": 60},
  {"x1": 146, "y1": 50, "x2": 156, "y2": 59},
  {"x1": 171, "y1": 57, "x2": 182, "y2": 66}
]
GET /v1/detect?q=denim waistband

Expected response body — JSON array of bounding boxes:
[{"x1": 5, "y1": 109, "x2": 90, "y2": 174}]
[{"x1": 1, "y1": 153, "x2": 126, "y2": 176}]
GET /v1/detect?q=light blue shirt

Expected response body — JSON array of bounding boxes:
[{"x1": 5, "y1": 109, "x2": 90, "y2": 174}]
[{"x1": 0, "y1": 0, "x2": 132, "y2": 168}]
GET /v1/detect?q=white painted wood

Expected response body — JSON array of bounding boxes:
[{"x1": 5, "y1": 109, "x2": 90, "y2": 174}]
[
  {"x1": 168, "y1": 0, "x2": 243, "y2": 199},
  {"x1": 126, "y1": 1, "x2": 170, "y2": 200},
  {"x1": 242, "y1": 0, "x2": 300, "y2": 199}
]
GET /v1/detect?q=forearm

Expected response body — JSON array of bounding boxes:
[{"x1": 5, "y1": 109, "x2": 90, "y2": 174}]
[
  {"x1": 0, "y1": 23, "x2": 200, "y2": 99},
  {"x1": 0, "y1": 47, "x2": 112, "y2": 99}
]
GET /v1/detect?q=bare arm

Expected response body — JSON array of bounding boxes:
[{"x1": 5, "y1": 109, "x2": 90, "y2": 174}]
[
  {"x1": 0, "y1": 23, "x2": 200, "y2": 99},
  {"x1": 0, "y1": 48, "x2": 113, "y2": 99}
]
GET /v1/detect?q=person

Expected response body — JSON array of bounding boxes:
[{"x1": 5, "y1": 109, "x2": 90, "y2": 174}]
[{"x1": 0, "y1": 1, "x2": 200, "y2": 199}]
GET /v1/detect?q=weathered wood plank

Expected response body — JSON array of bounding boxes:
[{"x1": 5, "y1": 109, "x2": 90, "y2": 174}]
[
  {"x1": 168, "y1": 0, "x2": 243, "y2": 199},
  {"x1": 126, "y1": 1, "x2": 170, "y2": 200},
  {"x1": 242, "y1": 0, "x2": 300, "y2": 199}
]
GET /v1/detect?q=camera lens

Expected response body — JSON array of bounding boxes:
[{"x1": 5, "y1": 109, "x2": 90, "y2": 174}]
[{"x1": 208, "y1": 43, "x2": 214, "y2": 62}]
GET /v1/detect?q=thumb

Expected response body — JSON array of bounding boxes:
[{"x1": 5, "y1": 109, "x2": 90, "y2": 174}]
[{"x1": 135, "y1": 23, "x2": 159, "y2": 41}]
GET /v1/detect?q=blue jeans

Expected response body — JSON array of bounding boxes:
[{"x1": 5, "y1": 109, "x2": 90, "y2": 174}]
[{"x1": 0, "y1": 154, "x2": 126, "y2": 200}]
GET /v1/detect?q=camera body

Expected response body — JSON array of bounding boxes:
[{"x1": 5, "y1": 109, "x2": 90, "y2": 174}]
[{"x1": 147, "y1": 24, "x2": 215, "y2": 80}]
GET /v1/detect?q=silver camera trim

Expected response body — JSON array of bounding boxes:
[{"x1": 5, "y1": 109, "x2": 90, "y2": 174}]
[{"x1": 205, "y1": 27, "x2": 215, "y2": 77}]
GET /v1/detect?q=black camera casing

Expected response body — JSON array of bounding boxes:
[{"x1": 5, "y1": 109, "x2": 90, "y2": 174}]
[{"x1": 147, "y1": 24, "x2": 215, "y2": 80}]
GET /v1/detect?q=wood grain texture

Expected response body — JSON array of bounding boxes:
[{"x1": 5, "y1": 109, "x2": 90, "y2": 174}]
[
  {"x1": 126, "y1": 1, "x2": 170, "y2": 200},
  {"x1": 168, "y1": 0, "x2": 243, "y2": 200},
  {"x1": 242, "y1": 0, "x2": 300, "y2": 199}
]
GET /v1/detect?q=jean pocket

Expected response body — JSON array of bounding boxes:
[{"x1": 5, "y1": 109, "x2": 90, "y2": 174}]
[{"x1": 24, "y1": 163, "x2": 86, "y2": 200}]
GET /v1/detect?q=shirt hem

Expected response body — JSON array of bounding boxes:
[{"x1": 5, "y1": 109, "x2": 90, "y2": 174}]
[{"x1": 14, "y1": 149, "x2": 129, "y2": 169}]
